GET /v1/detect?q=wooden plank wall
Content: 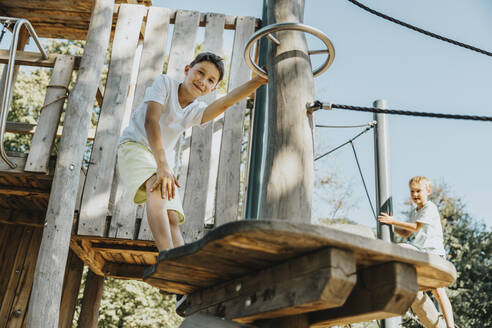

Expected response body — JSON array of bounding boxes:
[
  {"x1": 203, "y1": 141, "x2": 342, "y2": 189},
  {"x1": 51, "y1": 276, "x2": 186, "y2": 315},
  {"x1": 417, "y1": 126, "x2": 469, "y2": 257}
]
[
  {"x1": 0, "y1": 224, "x2": 43, "y2": 327},
  {"x1": 76, "y1": 7, "x2": 258, "y2": 243}
]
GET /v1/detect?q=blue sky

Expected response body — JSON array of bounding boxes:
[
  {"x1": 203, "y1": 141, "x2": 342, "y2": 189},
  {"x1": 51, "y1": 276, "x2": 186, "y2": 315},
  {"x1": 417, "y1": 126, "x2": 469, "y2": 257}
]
[
  {"x1": 153, "y1": 0, "x2": 492, "y2": 228},
  {"x1": 7, "y1": 0, "x2": 489, "y2": 229}
]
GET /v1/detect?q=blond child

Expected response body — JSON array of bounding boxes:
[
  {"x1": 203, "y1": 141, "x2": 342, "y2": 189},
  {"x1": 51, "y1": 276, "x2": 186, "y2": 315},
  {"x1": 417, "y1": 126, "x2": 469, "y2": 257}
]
[
  {"x1": 117, "y1": 52, "x2": 267, "y2": 252},
  {"x1": 378, "y1": 176, "x2": 455, "y2": 328}
]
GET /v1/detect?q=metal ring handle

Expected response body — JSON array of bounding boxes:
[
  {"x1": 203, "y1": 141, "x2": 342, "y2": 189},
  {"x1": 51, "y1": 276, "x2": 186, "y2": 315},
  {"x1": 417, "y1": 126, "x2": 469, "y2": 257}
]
[{"x1": 244, "y1": 22, "x2": 335, "y2": 79}]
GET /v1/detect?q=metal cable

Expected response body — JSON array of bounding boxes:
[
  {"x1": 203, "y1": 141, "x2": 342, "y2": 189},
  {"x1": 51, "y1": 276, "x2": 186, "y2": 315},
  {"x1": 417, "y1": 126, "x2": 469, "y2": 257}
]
[
  {"x1": 347, "y1": 0, "x2": 492, "y2": 57},
  {"x1": 332, "y1": 104, "x2": 492, "y2": 121},
  {"x1": 314, "y1": 125, "x2": 374, "y2": 161},
  {"x1": 350, "y1": 141, "x2": 377, "y2": 221},
  {"x1": 316, "y1": 121, "x2": 376, "y2": 129},
  {"x1": 0, "y1": 21, "x2": 9, "y2": 44}
]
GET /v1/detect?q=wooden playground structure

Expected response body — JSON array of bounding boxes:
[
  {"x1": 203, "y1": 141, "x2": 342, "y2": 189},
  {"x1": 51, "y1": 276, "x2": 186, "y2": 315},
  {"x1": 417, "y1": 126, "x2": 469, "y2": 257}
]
[{"x1": 0, "y1": 0, "x2": 455, "y2": 327}]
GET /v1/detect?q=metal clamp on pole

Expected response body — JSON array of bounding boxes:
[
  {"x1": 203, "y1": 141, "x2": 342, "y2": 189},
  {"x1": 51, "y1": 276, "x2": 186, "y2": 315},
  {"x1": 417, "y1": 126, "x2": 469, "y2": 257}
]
[
  {"x1": 306, "y1": 100, "x2": 332, "y2": 113},
  {"x1": 0, "y1": 17, "x2": 48, "y2": 168},
  {"x1": 244, "y1": 22, "x2": 335, "y2": 79}
]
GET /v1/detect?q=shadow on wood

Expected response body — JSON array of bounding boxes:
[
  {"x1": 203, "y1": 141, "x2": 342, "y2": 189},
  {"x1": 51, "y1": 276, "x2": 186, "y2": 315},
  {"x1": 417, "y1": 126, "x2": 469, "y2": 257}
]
[{"x1": 309, "y1": 262, "x2": 418, "y2": 327}]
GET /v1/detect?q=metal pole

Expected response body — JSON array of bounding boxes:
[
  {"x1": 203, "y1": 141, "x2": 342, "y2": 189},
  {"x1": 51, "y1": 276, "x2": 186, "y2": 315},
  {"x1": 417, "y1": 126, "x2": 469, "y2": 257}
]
[
  {"x1": 245, "y1": 0, "x2": 269, "y2": 220},
  {"x1": 373, "y1": 99, "x2": 400, "y2": 328}
]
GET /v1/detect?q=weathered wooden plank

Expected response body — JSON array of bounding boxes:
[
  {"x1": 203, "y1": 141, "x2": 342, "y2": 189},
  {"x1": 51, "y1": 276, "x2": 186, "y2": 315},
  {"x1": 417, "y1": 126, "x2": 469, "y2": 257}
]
[
  {"x1": 214, "y1": 16, "x2": 255, "y2": 226},
  {"x1": 309, "y1": 262, "x2": 418, "y2": 327},
  {"x1": 143, "y1": 221, "x2": 455, "y2": 296},
  {"x1": 180, "y1": 313, "x2": 257, "y2": 328},
  {"x1": 78, "y1": 4, "x2": 146, "y2": 237},
  {"x1": 0, "y1": 227, "x2": 34, "y2": 327},
  {"x1": 0, "y1": 208, "x2": 45, "y2": 227},
  {"x1": 181, "y1": 12, "x2": 226, "y2": 243},
  {"x1": 0, "y1": 225, "x2": 24, "y2": 319},
  {"x1": 166, "y1": 10, "x2": 200, "y2": 194},
  {"x1": 108, "y1": 39, "x2": 143, "y2": 239},
  {"x1": 27, "y1": 0, "x2": 114, "y2": 325},
  {"x1": 77, "y1": 270, "x2": 105, "y2": 328},
  {"x1": 24, "y1": 56, "x2": 75, "y2": 173},
  {"x1": 180, "y1": 248, "x2": 356, "y2": 322},
  {"x1": 137, "y1": 205, "x2": 154, "y2": 240},
  {"x1": 0, "y1": 50, "x2": 81, "y2": 69},
  {"x1": 6, "y1": 121, "x2": 96, "y2": 140},
  {"x1": 102, "y1": 262, "x2": 148, "y2": 279},
  {"x1": 69, "y1": 239, "x2": 106, "y2": 277},
  {"x1": 260, "y1": 0, "x2": 315, "y2": 222},
  {"x1": 111, "y1": 6, "x2": 171, "y2": 239},
  {"x1": 58, "y1": 250, "x2": 84, "y2": 328},
  {"x1": 5, "y1": 228, "x2": 43, "y2": 328}
]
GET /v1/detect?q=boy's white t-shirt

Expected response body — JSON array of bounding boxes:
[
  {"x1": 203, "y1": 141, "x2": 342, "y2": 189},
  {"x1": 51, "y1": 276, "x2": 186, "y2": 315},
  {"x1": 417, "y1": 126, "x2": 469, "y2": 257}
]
[
  {"x1": 119, "y1": 74, "x2": 207, "y2": 166},
  {"x1": 409, "y1": 201, "x2": 446, "y2": 256}
]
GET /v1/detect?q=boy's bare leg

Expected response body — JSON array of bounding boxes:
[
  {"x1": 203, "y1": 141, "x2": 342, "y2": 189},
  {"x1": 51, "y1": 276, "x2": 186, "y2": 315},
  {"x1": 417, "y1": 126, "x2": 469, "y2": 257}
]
[
  {"x1": 145, "y1": 176, "x2": 174, "y2": 252},
  {"x1": 432, "y1": 288, "x2": 454, "y2": 327},
  {"x1": 168, "y1": 210, "x2": 184, "y2": 247}
]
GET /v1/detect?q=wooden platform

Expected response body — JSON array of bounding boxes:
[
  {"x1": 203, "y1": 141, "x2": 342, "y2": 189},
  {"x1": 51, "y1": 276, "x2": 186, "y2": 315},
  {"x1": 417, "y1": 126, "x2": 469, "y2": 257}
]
[{"x1": 143, "y1": 220, "x2": 456, "y2": 324}]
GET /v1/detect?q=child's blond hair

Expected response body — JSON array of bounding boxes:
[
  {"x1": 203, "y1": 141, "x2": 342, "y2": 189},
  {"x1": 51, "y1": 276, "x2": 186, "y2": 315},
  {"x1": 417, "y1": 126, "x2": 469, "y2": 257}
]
[{"x1": 409, "y1": 176, "x2": 431, "y2": 189}]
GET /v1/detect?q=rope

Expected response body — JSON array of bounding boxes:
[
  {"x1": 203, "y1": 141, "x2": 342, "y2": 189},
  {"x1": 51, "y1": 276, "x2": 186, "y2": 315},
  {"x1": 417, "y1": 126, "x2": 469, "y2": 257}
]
[
  {"x1": 316, "y1": 121, "x2": 376, "y2": 129},
  {"x1": 347, "y1": 0, "x2": 492, "y2": 57},
  {"x1": 308, "y1": 101, "x2": 492, "y2": 122},
  {"x1": 332, "y1": 104, "x2": 492, "y2": 121},
  {"x1": 350, "y1": 141, "x2": 377, "y2": 221},
  {"x1": 314, "y1": 124, "x2": 374, "y2": 161},
  {"x1": 39, "y1": 85, "x2": 69, "y2": 112}
]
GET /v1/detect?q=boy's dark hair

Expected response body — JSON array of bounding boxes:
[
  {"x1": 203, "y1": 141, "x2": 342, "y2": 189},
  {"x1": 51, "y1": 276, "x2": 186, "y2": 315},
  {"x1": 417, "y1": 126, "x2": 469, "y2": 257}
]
[{"x1": 189, "y1": 52, "x2": 225, "y2": 82}]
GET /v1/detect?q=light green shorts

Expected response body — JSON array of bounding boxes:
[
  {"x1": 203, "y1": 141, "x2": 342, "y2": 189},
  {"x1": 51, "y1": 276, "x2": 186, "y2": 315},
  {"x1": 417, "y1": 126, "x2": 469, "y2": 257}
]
[{"x1": 117, "y1": 141, "x2": 185, "y2": 223}]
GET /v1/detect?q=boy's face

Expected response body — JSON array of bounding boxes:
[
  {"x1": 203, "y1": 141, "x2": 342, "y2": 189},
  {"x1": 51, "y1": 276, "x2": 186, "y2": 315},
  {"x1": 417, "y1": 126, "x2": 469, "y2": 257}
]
[
  {"x1": 409, "y1": 182, "x2": 431, "y2": 208},
  {"x1": 183, "y1": 61, "x2": 220, "y2": 98}
]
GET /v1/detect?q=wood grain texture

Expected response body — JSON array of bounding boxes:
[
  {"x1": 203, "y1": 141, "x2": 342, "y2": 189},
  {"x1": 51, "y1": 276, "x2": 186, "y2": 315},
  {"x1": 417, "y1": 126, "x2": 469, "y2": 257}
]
[
  {"x1": 180, "y1": 313, "x2": 257, "y2": 328},
  {"x1": 25, "y1": 55, "x2": 75, "y2": 173},
  {"x1": 214, "y1": 16, "x2": 256, "y2": 227},
  {"x1": 27, "y1": 1, "x2": 114, "y2": 325},
  {"x1": 260, "y1": 0, "x2": 315, "y2": 222},
  {"x1": 179, "y1": 248, "x2": 356, "y2": 323},
  {"x1": 143, "y1": 221, "x2": 456, "y2": 296},
  {"x1": 59, "y1": 250, "x2": 84, "y2": 328},
  {"x1": 309, "y1": 262, "x2": 418, "y2": 327},
  {"x1": 0, "y1": 50, "x2": 81, "y2": 69},
  {"x1": 77, "y1": 270, "x2": 105, "y2": 328},
  {"x1": 181, "y1": 13, "x2": 225, "y2": 243},
  {"x1": 167, "y1": 10, "x2": 200, "y2": 194},
  {"x1": 78, "y1": 4, "x2": 146, "y2": 236},
  {"x1": 110, "y1": 6, "x2": 171, "y2": 240}
]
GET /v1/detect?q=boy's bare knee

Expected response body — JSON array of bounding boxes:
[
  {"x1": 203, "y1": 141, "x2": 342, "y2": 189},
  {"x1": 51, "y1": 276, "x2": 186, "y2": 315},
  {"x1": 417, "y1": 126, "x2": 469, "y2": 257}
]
[
  {"x1": 168, "y1": 210, "x2": 180, "y2": 226},
  {"x1": 145, "y1": 174, "x2": 157, "y2": 191}
]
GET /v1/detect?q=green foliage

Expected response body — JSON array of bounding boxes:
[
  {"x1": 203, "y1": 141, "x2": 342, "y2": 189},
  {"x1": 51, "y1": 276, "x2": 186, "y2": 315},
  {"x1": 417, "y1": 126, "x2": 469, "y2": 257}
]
[
  {"x1": 97, "y1": 278, "x2": 182, "y2": 327},
  {"x1": 401, "y1": 184, "x2": 491, "y2": 327}
]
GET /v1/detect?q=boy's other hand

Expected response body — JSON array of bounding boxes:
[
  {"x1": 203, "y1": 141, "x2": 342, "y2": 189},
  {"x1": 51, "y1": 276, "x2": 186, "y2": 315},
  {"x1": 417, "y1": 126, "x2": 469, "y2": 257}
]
[
  {"x1": 151, "y1": 166, "x2": 181, "y2": 200},
  {"x1": 378, "y1": 212, "x2": 394, "y2": 225}
]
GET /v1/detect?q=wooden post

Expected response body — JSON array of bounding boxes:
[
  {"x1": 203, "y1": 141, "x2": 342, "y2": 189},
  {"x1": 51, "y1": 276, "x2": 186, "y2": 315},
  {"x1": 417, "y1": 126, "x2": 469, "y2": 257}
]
[
  {"x1": 77, "y1": 270, "x2": 105, "y2": 328},
  {"x1": 259, "y1": 0, "x2": 315, "y2": 222},
  {"x1": 59, "y1": 250, "x2": 84, "y2": 328},
  {"x1": 255, "y1": 0, "x2": 314, "y2": 327},
  {"x1": 27, "y1": 0, "x2": 114, "y2": 326}
]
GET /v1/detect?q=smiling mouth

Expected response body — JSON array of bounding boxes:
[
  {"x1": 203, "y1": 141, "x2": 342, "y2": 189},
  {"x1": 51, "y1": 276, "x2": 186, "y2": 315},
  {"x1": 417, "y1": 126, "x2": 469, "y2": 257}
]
[{"x1": 193, "y1": 83, "x2": 203, "y2": 92}]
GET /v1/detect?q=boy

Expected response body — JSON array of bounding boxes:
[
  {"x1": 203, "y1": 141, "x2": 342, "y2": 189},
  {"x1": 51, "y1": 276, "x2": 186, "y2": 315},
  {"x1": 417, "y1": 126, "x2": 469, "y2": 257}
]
[
  {"x1": 117, "y1": 52, "x2": 267, "y2": 252},
  {"x1": 378, "y1": 176, "x2": 455, "y2": 328}
]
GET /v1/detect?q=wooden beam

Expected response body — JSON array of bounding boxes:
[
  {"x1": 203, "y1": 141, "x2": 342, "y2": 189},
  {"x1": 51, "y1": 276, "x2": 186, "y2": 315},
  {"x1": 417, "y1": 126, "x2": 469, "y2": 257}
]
[
  {"x1": 0, "y1": 208, "x2": 45, "y2": 227},
  {"x1": 102, "y1": 262, "x2": 147, "y2": 279},
  {"x1": 26, "y1": 0, "x2": 113, "y2": 322},
  {"x1": 309, "y1": 262, "x2": 418, "y2": 327},
  {"x1": 180, "y1": 313, "x2": 257, "y2": 328},
  {"x1": 6, "y1": 122, "x2": 96, "y2": 140},
  {"x1": 69, "y1": 239, "x2": 106, "y2": 276},
  {"x1": 59, "y1": 250, "x2": 84, "y2": 328},
  {"x1": 77, "y1": 270, "x2": 105, "y2": 328},
  {"x1": 179, "y1": 248, "x2": 356, "y2": 323},
  {"x1": 0, "y1": 185, "x2": 48, "y2": 197},
  {"x1": 0, "y1": 50, "x2": 81, "y2": 69},
  {"x1": 260, "y1": 0, "x2": 315, "y2": 222}
]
